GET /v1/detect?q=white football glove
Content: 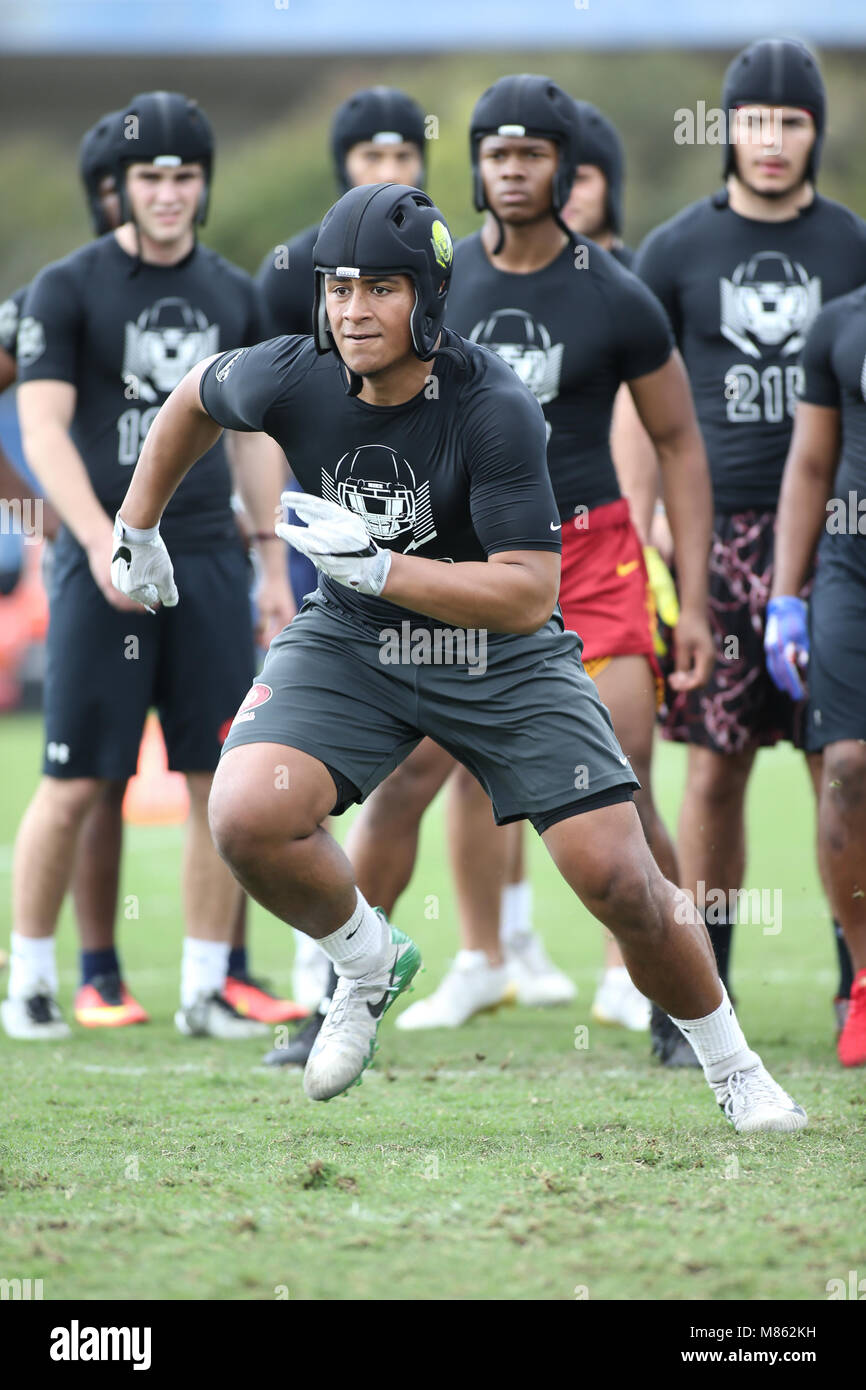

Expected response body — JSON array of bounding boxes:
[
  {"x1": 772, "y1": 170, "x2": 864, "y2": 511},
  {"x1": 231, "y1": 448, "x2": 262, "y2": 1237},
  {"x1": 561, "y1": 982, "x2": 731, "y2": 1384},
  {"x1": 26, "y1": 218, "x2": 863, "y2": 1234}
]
[
  {"x1": 276, "y1": 492, "x2": 392, "y2": 597},
  {"x1": 111, "y1": 513, "x2": 179, "y2": 613}
]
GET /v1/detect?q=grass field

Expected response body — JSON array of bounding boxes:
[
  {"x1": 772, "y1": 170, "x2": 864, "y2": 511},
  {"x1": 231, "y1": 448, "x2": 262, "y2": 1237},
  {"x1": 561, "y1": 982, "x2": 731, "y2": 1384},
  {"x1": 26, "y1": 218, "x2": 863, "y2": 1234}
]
[{"x1": 0, "y1": 711, "x2": 862, "y2": 1302}]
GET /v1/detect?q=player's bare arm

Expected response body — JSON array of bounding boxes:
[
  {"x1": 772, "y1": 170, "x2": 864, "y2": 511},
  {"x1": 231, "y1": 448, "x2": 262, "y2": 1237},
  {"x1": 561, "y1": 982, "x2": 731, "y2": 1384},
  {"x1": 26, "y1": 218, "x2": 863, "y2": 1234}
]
[
  {"x1": 610, "y1": 383, "x2": 660, "y2": 543},
  {"x1": 224, "y1": 429, "x2": 295, "y2": 643},
  {"x1": 624, "y1": 351, "x2": 714, "y2": 688},
  {"x1": 772, "y1": 401, "x2": 840, "y2": 597},
  {"x1": 383, "y1": 546, "x2": 559, "y2": 634},
  {"x1": 17, "y1": 377, "x2": 138, "y2": 610}
]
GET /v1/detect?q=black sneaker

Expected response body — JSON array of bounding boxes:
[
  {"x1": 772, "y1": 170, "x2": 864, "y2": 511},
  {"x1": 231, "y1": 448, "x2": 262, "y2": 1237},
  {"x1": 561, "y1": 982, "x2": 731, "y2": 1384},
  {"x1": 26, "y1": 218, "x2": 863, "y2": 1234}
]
[
  {"x1": 650, "y1": 1003, "x2": 701, "y2": 1068},
  {"x1": 263, "y1": 1008, "x2": 326, "y2": 1066}
]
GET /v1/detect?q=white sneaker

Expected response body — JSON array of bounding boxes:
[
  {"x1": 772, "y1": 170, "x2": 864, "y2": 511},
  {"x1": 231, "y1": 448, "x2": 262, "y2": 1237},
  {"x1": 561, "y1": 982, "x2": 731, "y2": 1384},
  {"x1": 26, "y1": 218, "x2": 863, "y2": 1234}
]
[
  {"x1": 1, "y1": 992, "x2": 71, "y2": 1040},
  {"x1": 304, "y1": 918, "x2": 421, "y2": 1100},
  {"x1": 591, "y1": 967, "x2": 651, "y2": 1031},
  {"x1": 396, "y1": 949, "x2": 515, "y2": 1031},
  {"x1": 712, "y1": 1063, "x2": 808, "y2": 1134},
  {"x1": 292, "y1": 930, "x2": 332, "y2": 1011},
  {"x1": 505, "y1": 929, "x2": 576, "y2": 1007},
  {"x1": 174, "y1": 992, "x2": 269, "y2": 1039}
]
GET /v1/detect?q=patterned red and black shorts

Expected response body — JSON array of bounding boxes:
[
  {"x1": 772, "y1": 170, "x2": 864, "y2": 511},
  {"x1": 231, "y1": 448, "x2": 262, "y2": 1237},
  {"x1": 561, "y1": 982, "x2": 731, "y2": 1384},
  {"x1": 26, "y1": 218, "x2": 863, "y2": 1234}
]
[{"x1": 659, "y1": 509, "x2": 808, "y2": 754}]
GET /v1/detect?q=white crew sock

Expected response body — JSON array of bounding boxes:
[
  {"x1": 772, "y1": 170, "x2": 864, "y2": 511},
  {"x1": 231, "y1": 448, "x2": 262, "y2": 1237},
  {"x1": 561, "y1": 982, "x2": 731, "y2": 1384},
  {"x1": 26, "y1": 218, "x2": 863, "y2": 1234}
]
[
  {"x1": 181, "y1": 937, "x2": 230, "y2": 1008},
  {"x1": 8, "y1": 932, "x2": 58, "y2": 1000},
  {"x1": 669, "y1": 989, "x2": 760, "y2": 1083},
  {"x1": 317, "y1": 890, "x2": 387, "y2": 979},
  {"x1": 500, "y1": 880, "x2": 533, "y2": 943}
]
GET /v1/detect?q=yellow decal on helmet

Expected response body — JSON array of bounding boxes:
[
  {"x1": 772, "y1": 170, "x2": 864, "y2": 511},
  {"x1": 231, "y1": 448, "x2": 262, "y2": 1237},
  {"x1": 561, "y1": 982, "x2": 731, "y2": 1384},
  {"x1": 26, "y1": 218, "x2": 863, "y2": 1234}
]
[{"x1": 431, "y1": 219, "x2": 453, "y2": 269}]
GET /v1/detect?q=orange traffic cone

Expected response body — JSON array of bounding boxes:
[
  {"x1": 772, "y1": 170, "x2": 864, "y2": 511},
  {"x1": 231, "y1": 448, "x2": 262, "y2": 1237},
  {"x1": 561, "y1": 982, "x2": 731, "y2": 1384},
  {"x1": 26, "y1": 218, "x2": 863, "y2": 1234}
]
[{"x1": 122, "y1": 712, "x2": 190, "y2": 825}]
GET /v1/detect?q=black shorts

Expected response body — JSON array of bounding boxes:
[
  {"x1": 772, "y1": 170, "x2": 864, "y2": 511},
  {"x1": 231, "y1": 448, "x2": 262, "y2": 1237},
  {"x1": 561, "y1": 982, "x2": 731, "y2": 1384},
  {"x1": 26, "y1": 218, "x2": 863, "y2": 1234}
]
[
  {"x1": 805, "y1": 547, "x2": 866, "y2": 751},
  {"x1": 660, "y1": 509, "x2": 808, "y2": 755},
  {"x1": 222, "y1": 589, "x2": 638, "y2": 835},
  {"x1": 42, "y1": 540, "x2": 255, "y2": 780}
]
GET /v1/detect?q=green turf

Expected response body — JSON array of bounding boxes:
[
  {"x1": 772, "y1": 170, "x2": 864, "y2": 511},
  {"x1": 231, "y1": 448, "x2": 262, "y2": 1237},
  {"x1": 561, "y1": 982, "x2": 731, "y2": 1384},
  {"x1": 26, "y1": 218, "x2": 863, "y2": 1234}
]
[{"x1": 0, "y1": 712, "x2": 862, "y2": 1301}]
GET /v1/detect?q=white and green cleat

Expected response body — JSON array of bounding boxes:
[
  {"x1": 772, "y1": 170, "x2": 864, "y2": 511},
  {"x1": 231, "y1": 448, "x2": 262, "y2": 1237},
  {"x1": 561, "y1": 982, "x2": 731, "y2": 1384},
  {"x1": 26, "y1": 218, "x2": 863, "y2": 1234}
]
[{"x1": 303, "y1": 915, "x2": 421, "y2": 1102}]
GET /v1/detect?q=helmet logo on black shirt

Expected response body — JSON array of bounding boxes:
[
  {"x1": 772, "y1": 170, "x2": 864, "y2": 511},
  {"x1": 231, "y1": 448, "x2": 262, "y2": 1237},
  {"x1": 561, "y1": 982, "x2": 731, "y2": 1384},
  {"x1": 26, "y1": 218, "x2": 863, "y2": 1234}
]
[
  {"x1": 16, "y1": 315, "x2": 46, "y2": 369},
  {"x1": 122, "y1": 297, "x2": 219, "y2": 402},
  {"x1": 322, "y1": 445, "x2": 437, "y2": 552},
  {"x1": 720, "y1": 253, "x2": 821, "y2": 360},
  {"x1": 0, "y1": 298, "x2": 19, "y2": 355},
  {"x1": 468, "y1": 308, "x2": 564, "y2": 405}
]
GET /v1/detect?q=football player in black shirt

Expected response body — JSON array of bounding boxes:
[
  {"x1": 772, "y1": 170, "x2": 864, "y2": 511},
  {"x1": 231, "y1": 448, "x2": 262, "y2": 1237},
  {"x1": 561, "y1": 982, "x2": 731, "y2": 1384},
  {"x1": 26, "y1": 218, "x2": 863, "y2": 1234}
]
[
  {"x1": 257, "y1": 86, "x2": 427, "y2": 340},
  {"x1": 345, "y1": 77, "x2": 713, "y2": 1037},
  {"x1": 256, "y1": 84, "x2": 427, "y2": 1038},
  {"x1": 0, "y1": 112, "x2": 146, "y2": 1026},
  {"x1": 561, "y1": 100, "x2": 632, "y2": 267},
  {"x1": 3, "y1": 92, "x2": 292, "y2": 1042},
  {"x1": 768, "y1": 289, "x2": 866, "y2": 1067},
  {"x1": 634, "y1": 39, "x2": 866, "y2": 1057},
  {"x1": 112, "y1": 181, "x2": 806, "y2": 1134}
]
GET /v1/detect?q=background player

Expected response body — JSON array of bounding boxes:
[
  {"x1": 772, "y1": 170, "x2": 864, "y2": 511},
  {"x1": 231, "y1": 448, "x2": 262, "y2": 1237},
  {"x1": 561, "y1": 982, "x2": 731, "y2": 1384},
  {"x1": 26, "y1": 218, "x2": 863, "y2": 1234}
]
[
  {"x1": 633, "y1": 38, "x2": 866, "y2": 1061},
  {"x1": 767, "y1": 286, "x2": 866, "y2": 1067},
  {"x1": 3, "y1": 91, "x2": 292, "y2": 1041},
  {"x1": 113, "y1": 181, "x2": 806, "y2": 1136}
]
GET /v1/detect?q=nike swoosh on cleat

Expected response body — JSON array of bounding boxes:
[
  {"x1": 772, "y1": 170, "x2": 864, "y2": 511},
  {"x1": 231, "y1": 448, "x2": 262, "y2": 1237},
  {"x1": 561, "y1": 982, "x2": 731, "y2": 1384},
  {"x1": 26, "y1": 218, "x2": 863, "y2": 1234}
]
[{"x1": 367, "y1": 953, "x2": 400, "y2": 1019}]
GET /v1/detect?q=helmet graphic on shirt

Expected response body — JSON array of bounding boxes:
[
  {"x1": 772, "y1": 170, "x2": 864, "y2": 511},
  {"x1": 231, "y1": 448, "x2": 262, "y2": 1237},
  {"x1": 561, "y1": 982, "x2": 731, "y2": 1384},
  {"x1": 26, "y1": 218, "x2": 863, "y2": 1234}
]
[
  {"x1": 720, "y1": 252, "x2": 821, "y2": 360},
  {"x1": 122, "y1": 297, "x2": 220, "y2": 402},
  {"x1": 469, "y1": 308, "x2": 564, "y2": 404},
  {"x1": 322, "y1": 445, "x2": 437, "y2": 551}
]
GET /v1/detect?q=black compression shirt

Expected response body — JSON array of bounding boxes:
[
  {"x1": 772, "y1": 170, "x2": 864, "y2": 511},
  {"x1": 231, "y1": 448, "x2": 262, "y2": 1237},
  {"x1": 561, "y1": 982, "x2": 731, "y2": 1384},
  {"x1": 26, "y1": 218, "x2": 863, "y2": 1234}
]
[
  {"x1": 17, "y1": 234, "x2": 266, "y2": 552},
  {"x1": 635, "y1": 190, "x2": 866, "y2": 513},
  {"x1": 445, "y1": 233, "x2": 672, "y2": 518},
  {"x1": 199, "y1": 329, "x2": 560, "y2": 630},
  {"x1": 256, "y1": 223, "x2": 319, "y2": 339},
  {"x1": 800, "y1": 284, "x2": 866, "y2": 574}
]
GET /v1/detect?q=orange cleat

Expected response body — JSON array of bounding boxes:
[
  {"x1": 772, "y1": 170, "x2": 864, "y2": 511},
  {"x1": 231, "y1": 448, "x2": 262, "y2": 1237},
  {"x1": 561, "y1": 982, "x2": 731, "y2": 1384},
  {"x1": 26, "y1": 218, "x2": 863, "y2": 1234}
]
[
  {"x1": 837, "y1": 970, "x2": 866, "y2": 1068},
  {"x1": 222, "y1": 974, "x2": 308, "y2": 1025},
  {"x1": 75, "y1": 975, "x2": 150, "y2": 1028}
]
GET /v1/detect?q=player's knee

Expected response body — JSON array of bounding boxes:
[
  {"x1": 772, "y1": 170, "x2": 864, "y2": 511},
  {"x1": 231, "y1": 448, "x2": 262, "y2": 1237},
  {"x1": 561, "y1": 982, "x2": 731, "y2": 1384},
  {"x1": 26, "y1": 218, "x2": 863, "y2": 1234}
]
[
  {"x1": 688, "y1": 755, "x2": 750, "y2": 812},
  {"x1": 580, "y1": 851, "x2": 656, "y2": 933},
  {"x1": 39, "y1": 776, "x2": 104, "y2": 831},
  {"x1": 209, "y1": 783, "x2": 319, "y2": 871},
  {"x1": 824, "y1": 747, "x2": 866, "y2": 817},
  {"x1": 369, "y1": 748, "x2": 447, "y2": 826}
]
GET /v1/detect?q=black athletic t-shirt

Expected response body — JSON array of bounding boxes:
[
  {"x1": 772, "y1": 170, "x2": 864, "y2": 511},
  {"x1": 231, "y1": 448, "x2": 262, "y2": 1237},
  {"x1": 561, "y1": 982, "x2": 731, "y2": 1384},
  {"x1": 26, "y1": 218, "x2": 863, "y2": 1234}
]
[
  {"x1": 17, "y1": 234, "x2": 266, "y2": 553},
  {"x1": 199, "y1": 329, "x2": 560, "y2": 630},
  {"x1": 256, "y1": 223, "x2": 319, "y2": 339},
  {"x1": 445, "y1": 233, "x2": 673, "y2": 518},
  {"x1": 635, "y1": 191, "x2": 866, "y2": 513},
  {"x1": 609, "y1": 243, "x2": 635, "y2": 270},
  {"x1": 0, "y1": 286, "x2": 27, "y2": 363},
  {"x1": 800, "y1": 285, "x2": 866, "y2": 576}
]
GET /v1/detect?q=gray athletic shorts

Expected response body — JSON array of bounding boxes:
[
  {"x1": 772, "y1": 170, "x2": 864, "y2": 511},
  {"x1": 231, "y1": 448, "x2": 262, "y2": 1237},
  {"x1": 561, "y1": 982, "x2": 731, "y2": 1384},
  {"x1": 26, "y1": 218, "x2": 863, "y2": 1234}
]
[{"x1": 222, "y1": 589, "x2": 638, "y2": 834}]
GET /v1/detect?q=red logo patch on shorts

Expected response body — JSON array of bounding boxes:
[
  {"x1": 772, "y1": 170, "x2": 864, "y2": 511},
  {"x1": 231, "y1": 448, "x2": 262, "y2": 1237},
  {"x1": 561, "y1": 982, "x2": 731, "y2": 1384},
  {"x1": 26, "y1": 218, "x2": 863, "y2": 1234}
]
[{"x1": 231, "y1": 682, "x2": 273, "y2": 726}]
